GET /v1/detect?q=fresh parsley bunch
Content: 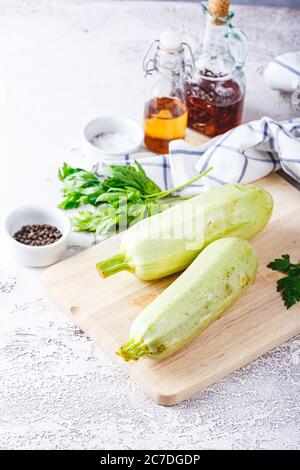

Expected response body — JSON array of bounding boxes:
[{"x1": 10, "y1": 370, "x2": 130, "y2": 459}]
[
  {"x1": 58, "y1": 162, "x2": 211, "y2": 236},
  {"x1": 268, "y1": 254, "x2": 300, "y2": 309}
]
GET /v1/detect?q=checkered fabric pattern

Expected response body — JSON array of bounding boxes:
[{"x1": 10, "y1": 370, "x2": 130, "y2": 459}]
[{"x1": 97, "y1": 117, "x2": 300, "y2": 195}]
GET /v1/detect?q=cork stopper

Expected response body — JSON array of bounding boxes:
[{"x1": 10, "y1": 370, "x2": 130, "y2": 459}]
[{"x1": 208, "y1": 0, "x2": 230, "y2": 24}]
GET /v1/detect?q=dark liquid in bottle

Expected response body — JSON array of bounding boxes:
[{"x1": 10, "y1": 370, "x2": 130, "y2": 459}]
[{"x1": 185, "y1": 69, "x2": 244, "y2": 137}]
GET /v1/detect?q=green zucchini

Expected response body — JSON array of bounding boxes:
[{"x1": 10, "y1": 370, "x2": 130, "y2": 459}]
[
  {"x1": 117, "y1": 237, "x2": 258, "y2": 361},
  {"x1": 97, "y1": 183, "x2": 272, "y2": 281}
]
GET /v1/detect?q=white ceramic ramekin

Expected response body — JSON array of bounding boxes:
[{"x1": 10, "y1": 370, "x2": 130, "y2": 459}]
[
  {"x1": 81, "y1": 115, "x2": 144, "y2": 164},
  {"x1": 3, "y1": 205, "x2": 71, "y2": 267}
]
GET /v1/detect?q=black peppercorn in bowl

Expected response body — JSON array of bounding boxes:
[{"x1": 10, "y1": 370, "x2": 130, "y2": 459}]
[{"x1": 3, "y1": 205, "x2": 71, "y2": 267}]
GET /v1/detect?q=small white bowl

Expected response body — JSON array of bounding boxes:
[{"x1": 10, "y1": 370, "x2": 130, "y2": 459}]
[
  {"x1": 81, "y1": 115, "x2": 144, "y2": 164},
  {"x1": 3, "y1": 205, "x2": 71, "y2": 267}
]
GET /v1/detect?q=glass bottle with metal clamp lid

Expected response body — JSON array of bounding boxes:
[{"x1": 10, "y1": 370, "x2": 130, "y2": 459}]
[{"x1": 143, "y1": 31, "x2": 195, "y2": 154}]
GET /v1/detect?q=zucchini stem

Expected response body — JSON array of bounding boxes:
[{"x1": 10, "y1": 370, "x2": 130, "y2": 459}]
[
  {"x1": 117, "y1": 339, "x2": 148, "y2": 361},
  {"x1": 96, "y1": 253, "x2": 132, "y2": 278}
]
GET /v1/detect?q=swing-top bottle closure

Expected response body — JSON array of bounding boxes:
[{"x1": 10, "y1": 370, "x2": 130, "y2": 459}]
[{"x1": 143, "y1": 31, "x2": 195, "y2": 79}]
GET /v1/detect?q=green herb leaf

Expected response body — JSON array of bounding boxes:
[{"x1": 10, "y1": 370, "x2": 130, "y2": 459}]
[
  {"x1": 58, "y1": 161, "x2": 214, "y2": 236},
  {"x1": 95, "y1": 188, "x2": 142, "y2": 206},
  {"x1": 58, "y1": 162, "x2": 83, "y2": 181},
  {"x1": 101, "y1": 161, "x2": 161, "y2": 195},
  {"x1": 267, "y1": 254, "x2": 291, "y2": 274},
  {"x1": 72, "y1": 200, "x2": 164, "y2": 236},
  {"x1": 72, "y1": 206, "x2": 118, "y2": 236},
  {"x1": 268, "y1": 254, "x2": 300, "y2": 309},
  {"x1": 277, "y1": 275, "x2": 300, "y2": 309}
]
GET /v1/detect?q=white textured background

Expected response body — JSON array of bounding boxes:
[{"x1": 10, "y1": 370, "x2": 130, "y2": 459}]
[{"x1": 0, "y1": 0, "x2": 299, "y2": 449}]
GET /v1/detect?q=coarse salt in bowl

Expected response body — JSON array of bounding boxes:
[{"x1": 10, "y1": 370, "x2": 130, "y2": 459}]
[{"x1": 81, "y1": 115, "x2": 144, "y2": 164}]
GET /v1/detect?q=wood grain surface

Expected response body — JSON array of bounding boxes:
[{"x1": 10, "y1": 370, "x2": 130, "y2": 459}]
[{"x1": 42, "y1": 173, "x2": 300, "y2": 406}]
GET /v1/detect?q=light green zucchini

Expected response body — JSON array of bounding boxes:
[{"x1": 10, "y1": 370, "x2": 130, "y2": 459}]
[
  {"x1": 117, "y1": 237, "x2": 258, "y2": 361},
  {"x1": 97, "y1": 183, "x2": 272, "y2": 281}
]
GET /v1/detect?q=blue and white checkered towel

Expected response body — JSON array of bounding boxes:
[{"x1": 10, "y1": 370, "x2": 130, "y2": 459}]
[
  {"x1": 97, "y1": 117, "x2": 300, "y2": 194},
  {"x1": 264, "y1": 51, "x2": 300, "y2": 92}
]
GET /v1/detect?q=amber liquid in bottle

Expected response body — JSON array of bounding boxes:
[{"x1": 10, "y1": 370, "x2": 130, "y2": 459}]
[
  {"x1": 185, "y1": 69, "x2": 244, "y2": 137},
  {"x1": 144, "y1": 97, "x2": 188, "y2": 154}
]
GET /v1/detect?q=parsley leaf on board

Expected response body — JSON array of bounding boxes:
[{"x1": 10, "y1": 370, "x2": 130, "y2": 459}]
[
  {"x1": 267, "y1": 254, "x2": 300, "y2": 309},
  {"x1": 267, "y1": 254, "x2": 291, "y2": 273}
]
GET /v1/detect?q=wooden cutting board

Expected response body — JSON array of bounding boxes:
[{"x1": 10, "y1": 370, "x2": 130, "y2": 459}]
[{"x1": 42, "y1": 173, "x2": 300, "y2": 406}]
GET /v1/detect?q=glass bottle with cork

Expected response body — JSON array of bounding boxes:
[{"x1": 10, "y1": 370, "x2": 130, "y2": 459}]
[
  {"x1": 185, "y1": 0, "x2": 247, "y2": 137},
  {"x1": 143, "y1": 31, "x2": 194, "y2": 154}
]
